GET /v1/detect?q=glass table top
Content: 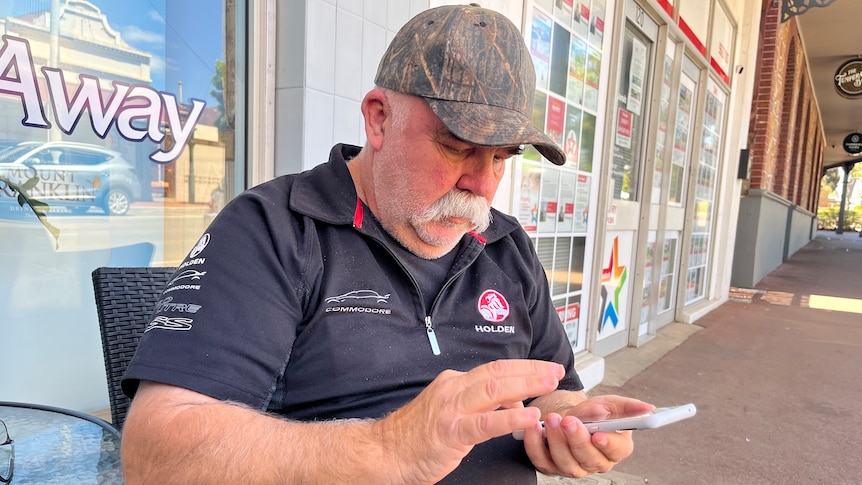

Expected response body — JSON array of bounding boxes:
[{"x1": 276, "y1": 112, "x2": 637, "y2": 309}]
[{"x1": 0, "y1": 402, "x2": 122, "y2": 484}]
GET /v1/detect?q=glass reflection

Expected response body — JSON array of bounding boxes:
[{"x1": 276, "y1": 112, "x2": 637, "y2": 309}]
[{"x1": 0, "y1": 0, "x2": 242, "y2": 412}]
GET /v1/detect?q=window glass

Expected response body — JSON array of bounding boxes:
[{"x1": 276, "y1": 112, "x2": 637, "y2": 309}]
[
  {"x1": 685, "y1": 80, "x2": 726, "y2": 304},
  {"x1": 609, "y1": 25, "x2": 651, "y2": 201},
  {"x1": 652, "y1": 43, "x2": 675, "y2": 205},
  {"x1": 0, "y1": 0, "x2": 246, "y2": 410},
  {"x1": 669, "y1": 68, "x2": 697, "y2": 204},
  {"x1": 521, "y1": 2, "x2": 607, "y2": 354}
]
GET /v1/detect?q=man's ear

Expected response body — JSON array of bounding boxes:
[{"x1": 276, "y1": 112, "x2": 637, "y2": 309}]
[{"x1": 361, "y1": 88, "x2": 388, "y2": 151}]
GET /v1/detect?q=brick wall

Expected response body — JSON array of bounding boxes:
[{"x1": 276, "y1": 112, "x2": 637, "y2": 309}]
[{"x1": 747, "y1": 0, "x2": 824, "y2": 209}]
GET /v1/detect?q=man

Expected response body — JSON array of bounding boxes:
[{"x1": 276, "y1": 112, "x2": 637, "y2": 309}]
[{"x1": 121, "y1": 4, "x2": 654, "y2": 484}]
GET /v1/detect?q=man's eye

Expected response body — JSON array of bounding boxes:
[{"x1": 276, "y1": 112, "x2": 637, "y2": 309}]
[
  {"x1": 444, "y1": 144, "x2": 469, "y2": 155},
  {"x1": 496, "y1": 147, "x2": 523, "y2": 161}
]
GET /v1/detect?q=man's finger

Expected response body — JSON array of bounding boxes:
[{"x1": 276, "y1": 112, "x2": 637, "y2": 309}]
[
  {"x1": 451, "y1": 406, "x2": 544, "y2": 445},
  {"x1": 452, "y1": 373, "x2": 561, "y2": 415}
]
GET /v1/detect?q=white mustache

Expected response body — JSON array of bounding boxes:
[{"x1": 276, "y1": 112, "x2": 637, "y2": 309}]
[{"x1": 413, "y1": 190, "x2": 492, "y2": 232}]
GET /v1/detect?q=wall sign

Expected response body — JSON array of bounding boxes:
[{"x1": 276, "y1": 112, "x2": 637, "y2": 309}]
[
  {"x1": 842, "y1": 132, "x2": 862, "y2": 155},
  {"x1": 0, "y1": 35, "x2": 206, "y2": 163},
  {"x1": 834, "y1": 59, "x2": 862, "y2": 98}
]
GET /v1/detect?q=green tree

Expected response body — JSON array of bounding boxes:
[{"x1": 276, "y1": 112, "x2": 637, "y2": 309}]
[
  {"x1": 210, "y1": 59, "x2": 226, "y2": 130},
  {"x1": 822, "y1": 166, "x2": 841, "y2": 194}
]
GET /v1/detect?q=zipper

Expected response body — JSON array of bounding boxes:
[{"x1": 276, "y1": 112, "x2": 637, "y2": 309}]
[
  {"x1": 355, "y1": 208, "x2": 485, "y2": 357},
  {"x1": 425, "y1": 316, "x2": 441, "y2": 355}
]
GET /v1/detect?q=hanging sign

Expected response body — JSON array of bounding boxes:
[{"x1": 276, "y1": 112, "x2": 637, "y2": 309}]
[
  {"x1": 842, "y1": 132, "x2": 862, "y2": 155},
  {"x1": 834, "y1": 59, "x2": 862, "y2": 98}
]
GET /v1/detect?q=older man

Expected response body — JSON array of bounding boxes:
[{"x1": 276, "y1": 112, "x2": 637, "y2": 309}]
[{"x1": 120, "y1": 5, "x2": 653, "y2": 484}]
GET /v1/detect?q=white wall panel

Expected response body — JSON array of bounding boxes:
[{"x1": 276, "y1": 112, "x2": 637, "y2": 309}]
[
  {"x1": 275, "y1": 0, "x2": 434, "y2": 173},
  {"x1": 334, "y1": 96, "x2": 364, "y2": 147},
  {"x1": 360, "y1": 20, "x2": 387, "y2": 94},
  {"x1": 274, "y1": 87, "x2": 305, "y2": 176},
  {"x1": 338, "y1": 0, "x2": 364, "y2": 17},
  {"x1": 387, "y1": 0, "x2": 410, "y2": 31},
  {"x1": 409, "y1": 0, "x2": 428, "y2": 18},
  {"x1": 303, "y1": 89, "x2": 335, "y2": 170},
  {"x1": 364, "y1": 0, "x2": 388, "y2": 28},
  {"x1": 335, "y1": 8, "x2": 364, "y2": 100},
  {"x1": 276, "y1": 0, "x2": 306, "y2": 89},
  {"x1": 307, "y1": 0, "x2": 336, "y2": 92}
]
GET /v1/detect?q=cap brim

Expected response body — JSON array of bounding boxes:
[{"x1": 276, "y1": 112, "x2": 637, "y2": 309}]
[{"x1": 425, "y1": 98, "x2": 567, "y2": 166}]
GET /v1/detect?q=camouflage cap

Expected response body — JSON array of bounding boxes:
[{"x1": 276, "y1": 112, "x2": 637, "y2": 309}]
[{"x1": 374, "y1": 4, "x2": 566, "y2": 166}]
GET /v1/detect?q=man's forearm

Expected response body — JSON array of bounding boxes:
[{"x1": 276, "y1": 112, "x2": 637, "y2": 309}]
[
  {"x1": 122, "y1": 393, "x2": 401, "y2": 484},
  {"x1": 123, "y1": 360, "x2": 567, "y2": 484}
]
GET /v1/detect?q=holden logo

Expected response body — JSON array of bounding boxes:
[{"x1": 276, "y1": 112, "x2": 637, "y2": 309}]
[
  {"x1": 478, "y1": 289, "x2": 510, "y2": 322},
  {"x1": 189, "y1": 233, "x2": 210, "y2": 258}
]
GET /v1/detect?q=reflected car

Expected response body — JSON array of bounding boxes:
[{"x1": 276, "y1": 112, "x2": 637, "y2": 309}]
[{"x1": 0, "y1": 141, "x2": 142, "y2": 215}]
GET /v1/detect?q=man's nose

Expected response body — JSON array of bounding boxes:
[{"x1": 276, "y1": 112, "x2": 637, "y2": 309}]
[{"x1": 455, "y1": 150, "x2": 502, "y2": 198}]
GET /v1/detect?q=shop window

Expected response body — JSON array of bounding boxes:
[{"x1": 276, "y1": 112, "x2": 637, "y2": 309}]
[
  {"x1": 0, "y1": 0, "x2": 247, "y2": 410},
  {"x1": 519, "y1": 1, "x2": 607, "y2": 354},
  {"x1": 685, "y1": 80, "x2": 726, "y2": 304}
]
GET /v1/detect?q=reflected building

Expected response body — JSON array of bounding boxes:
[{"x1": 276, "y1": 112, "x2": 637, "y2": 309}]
[{"x1": 0, "y1": 0, "x2": 224, "y2": 207}]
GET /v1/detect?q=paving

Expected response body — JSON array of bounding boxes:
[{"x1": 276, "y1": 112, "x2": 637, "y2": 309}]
[{"x1": 539, "y1": 230, "x2": 862, "y2": 485}]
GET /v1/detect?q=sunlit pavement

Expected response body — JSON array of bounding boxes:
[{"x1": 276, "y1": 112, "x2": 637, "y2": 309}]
[{"x1": 544, "y1": 230, "x2": 862, "y2": 484}]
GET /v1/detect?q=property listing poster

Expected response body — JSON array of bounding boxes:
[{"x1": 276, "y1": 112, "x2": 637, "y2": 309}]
[
  {"x1": 557, "y1": 298, "x2": 581, "y2": 348},
  {"x1": 564, "y1": 106, "x2": 582, "y2": 168},
  {"x1": 526, "y1": 91, "x2": 548, "y2": 162},
  {"x1": 538, "y1": 166, "x2": 561, "y2": 232},
  {"x1": 546, "y1": 96, "x2": 566, "y2": 146},
  {"x1": 558, "y1": 172, "x2": 577, "y2": 232},
  {"x1": 626, "y1": 37, "x2": 647, "y2": 117},
  {"x1": 589, "y1": 0, "x2": 606, "y2": 48},
  {"x1": 653, "y1": 50, "x2": 674, "y2": 204},
  {"x1": 672, "y1": 76, "x2": 695, "y2": 173},
  {"x1": 584, "y1": 48, "x2": 601, "y2": 111},
  {"x1": 554, "y1": 0, "x2": 574, "y2": 26},
  {"x1": 536, "y1": 0, "x2": 554, "y2": 13},
  {"x1": 574, "y1": 174, "x2": 591, "y2": 232},
  {"x1": 572, "y1": 1, "x2": 590, "y2": 38},
  {"x1": 615, "y1": 108, "x2": 633, "y2": 149},
  {"x1": 567, "y1": 37, "x2": 587, "y2": 105},
  {"x1": 531, "y1": 10, "x2": 553, "y2": 90},
  {"x1": 517, "y1": 161, "x2": 542, "y2": 232}
]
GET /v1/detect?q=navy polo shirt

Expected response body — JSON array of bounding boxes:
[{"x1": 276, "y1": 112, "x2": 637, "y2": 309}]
[{"x1": 124, "y1": 144, "x2": 583, "y2": 484}]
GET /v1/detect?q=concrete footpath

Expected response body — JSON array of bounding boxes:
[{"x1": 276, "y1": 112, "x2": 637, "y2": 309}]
[{"x1": 540, "y1": 230, "x2": 862, "y2": 484}]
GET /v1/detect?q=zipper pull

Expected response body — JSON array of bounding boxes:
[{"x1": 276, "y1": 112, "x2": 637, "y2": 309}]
[{"x1": 425, "y1": 316, "x2": 441, "y2": 355}]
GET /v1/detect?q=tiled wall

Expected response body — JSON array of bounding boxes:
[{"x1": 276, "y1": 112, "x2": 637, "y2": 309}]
[{"x1": 274, "y1": 0, "x2": 430, "y2": 175}]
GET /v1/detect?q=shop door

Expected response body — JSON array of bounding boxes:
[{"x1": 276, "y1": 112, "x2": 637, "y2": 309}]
[
  {"x1": 595, "y1": 0, "x2": 659, "y2": 357},
  {"x1": 638, "y1": 53, "x2": 702, "y2": 336}
]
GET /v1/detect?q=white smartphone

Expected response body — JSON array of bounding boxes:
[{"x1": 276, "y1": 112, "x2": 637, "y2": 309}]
[{"x1": 511, "y1": 403, "x2": 696, "y2": 440}]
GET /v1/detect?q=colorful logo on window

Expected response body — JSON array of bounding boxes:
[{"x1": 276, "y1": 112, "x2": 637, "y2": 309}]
[{"x1": 599, "y1": 236, "x2": 627, "y2": 331}]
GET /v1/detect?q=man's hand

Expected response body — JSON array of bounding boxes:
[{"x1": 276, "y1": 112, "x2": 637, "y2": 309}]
[
  {"x1": 377, "y1": 359, "x2": 566, "y2": 484},
  {"x1": 524, "y1": 394, "x2": 654, "y2": 478}
]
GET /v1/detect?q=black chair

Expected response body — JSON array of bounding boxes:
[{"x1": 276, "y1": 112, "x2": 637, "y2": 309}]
[{"x1": 91, "y1": 267, "x2": 175, "y2": 431}]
